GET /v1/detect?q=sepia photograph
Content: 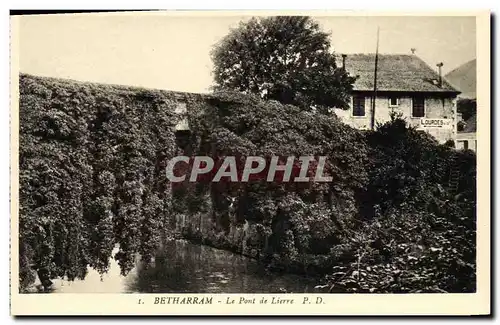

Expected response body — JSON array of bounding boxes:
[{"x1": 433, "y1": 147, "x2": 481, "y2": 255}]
[{"x1": 9, "y1": 10, "x2": 490, "y2": 315}]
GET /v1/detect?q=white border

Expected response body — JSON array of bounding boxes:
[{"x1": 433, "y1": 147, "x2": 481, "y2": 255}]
[{"x1": 3, "y1": 4, "x2": 496, "y2": 323}]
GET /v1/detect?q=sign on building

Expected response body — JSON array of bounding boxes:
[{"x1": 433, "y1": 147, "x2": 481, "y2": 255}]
[{"x1": 419, "y1": 118, "x2": 453, "y2": 129}]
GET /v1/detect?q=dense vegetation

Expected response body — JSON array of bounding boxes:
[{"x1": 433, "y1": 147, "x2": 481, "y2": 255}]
[
  {"x1": 181, "y1": 91, "x2": 367, "y2": 264},
  {"x1": 19, "y1": 74, "x2": 476, "y2": 294},
  {"x1": 321, "y1": 117, "x2": 476, "y2": 293},
  {"x1": 211, "y1": 16, "x2": 355, "y2": 113},
  {"x1": 19, "y1": 74, "x2": 190, "y2": 291},
  {"x1": 184, "y1": 93, "x2": 477, "y2": 293}
]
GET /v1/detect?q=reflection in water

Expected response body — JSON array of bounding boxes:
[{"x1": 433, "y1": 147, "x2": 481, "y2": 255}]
[
  {"x1": 53, "y1": 240, "x2": 319, "y2": 293},
  {"x1": 51, "y1": 247, "x2": 137, "y2": 293}
]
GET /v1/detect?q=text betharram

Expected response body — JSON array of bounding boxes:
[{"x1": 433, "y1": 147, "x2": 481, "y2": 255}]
[{"x1": 154, "y1": 296, "x2": 214, "y2": 304}]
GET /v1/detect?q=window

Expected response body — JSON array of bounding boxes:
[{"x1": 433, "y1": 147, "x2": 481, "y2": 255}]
[
  {"x1": 352, "y1": 95, "x2": 365, "y2": 116},
  {"x1": 389, "y1": 96, "x2": 399, "y2": 107},
  {"x1": 463, "y1": 140, "x2": 469, "y2": 150},
  {"x1": 412, "y1": 97, "x2": 425, "y2": 117}
]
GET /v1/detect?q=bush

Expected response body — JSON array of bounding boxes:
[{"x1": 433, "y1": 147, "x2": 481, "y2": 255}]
[{"x1": 321, "y1": 116, "x2": 476, "y2": 293}]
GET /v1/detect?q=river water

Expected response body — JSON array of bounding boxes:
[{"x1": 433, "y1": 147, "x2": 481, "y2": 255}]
[{"x1": 51, "y1": 240, "x2": 321, "y2": 293}]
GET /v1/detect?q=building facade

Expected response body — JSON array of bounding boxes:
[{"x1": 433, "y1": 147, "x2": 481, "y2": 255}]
[
  {"x1": 334, "y1": 54, "x2": 461, "y2": 144},
  {"x1": 456, "y1": 113, "x2": 477, "y2": 152},
  {"x1": 445, "y1": 59, "x2": 477, "y2": 152}
]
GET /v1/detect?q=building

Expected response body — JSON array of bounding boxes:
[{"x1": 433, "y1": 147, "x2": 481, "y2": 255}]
[
  {"x1": 445, "y1": 59, "x2": 477, "y2": 152},
  {"x1": 456, "y1": 113, "x2": 477, "y2": 151},
  {"x1": 333, "y1": 53, "x2": 461, "y2": 144}
]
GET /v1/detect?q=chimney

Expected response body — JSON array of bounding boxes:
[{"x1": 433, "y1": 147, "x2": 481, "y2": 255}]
[
  {"x1": 341, "y1": 54, "x2": 347, "y2": 70},
  {"x1": 411, "y1": 48, "x2": 416, "y2": 55},
  {"x1": 436, "y1": 62, "x2": 444, "y2": 87}
]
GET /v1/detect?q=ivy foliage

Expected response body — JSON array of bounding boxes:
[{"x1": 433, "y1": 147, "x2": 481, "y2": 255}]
[
  {"x1": 19, "y1": 74, "x2": 476, "y2": 294},
  {"x1": 19, "y1": 74, "x2": 183, "y2": 290},
  {"x1": 187, "y1": 90, "x2": 370, "y2": 264},
  {"x1": 187, "y1": 92, "x2": 476, "y2": 293}
]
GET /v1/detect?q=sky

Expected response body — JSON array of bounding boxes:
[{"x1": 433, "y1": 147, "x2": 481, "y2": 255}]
[{"x1": 18, "y1": 13, "x2": 476, "y2": 94}]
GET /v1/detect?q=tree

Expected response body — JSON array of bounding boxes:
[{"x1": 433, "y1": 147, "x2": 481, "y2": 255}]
[
  {"x1": 211, "y1": 16, "x2": 356, "y2": 113},
  {"x1": 457, "y1": 98, "x2": 476, "y2": 121}
]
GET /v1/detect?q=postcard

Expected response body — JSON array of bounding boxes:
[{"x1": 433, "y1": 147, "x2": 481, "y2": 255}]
[{"x1": 10, "y1": 10, "x2": 491, "y2": 316}]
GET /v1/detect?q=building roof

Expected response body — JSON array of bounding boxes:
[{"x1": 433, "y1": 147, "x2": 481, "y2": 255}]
[
  {"x1": 341, "y1": 53, "x2": 460, "y2": 94},
  {"x1": 445, "y1": 59, "x2": 476, "y2": 99},
  {"x1": 458, "y1": 113, "x2": 477, "y2": 133}
]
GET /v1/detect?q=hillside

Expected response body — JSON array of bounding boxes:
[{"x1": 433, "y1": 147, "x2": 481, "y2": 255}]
[{"x1": 445, "y1": 59, "x2": 476, "y2": 99}]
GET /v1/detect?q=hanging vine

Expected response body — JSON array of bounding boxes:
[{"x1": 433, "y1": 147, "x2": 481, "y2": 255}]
[{"x1": 18, "y1": 74, "x2": 179, "y2": 291}]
